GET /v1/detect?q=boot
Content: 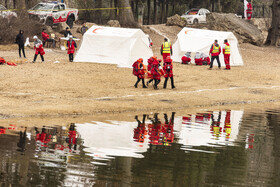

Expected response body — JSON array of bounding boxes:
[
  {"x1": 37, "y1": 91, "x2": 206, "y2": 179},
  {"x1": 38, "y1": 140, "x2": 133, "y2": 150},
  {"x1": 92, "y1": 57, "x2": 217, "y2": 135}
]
[
  {"x1": 163, "y1": 77, "x2": 168, "y2": 89},
  {"x1": 171, "y1": 77, "x2": 175, "y2": 89},
  {"x1": 142, "y1": 79, "x2": 147, "y2": 88}
]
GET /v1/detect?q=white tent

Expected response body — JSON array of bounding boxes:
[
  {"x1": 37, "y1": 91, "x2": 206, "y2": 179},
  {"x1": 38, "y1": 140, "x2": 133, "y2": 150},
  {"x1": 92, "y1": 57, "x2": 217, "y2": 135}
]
[
  {"x1": 173, "y1": 27, "x2": 244, "y2": 66},
  {"x1": 74, "y1": 26, "x2": 153, "y2": 67}
]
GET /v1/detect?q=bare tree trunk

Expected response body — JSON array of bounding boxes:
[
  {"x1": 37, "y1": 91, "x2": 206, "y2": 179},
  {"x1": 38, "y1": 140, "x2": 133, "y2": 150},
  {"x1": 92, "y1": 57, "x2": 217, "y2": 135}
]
[
  {"x1": 165, "y1": 0, "x2": 169, "y2": 22},
  {"x1": 131, "y1": 0, "x2": 135, "y2": 17},
  {"x1": 212, "y1": 0, "x2": 215, "y2": 12},
  {"x1": 110, "y1": 0, "x2": 114, "y2": 20},
  {"x1": 154, "y1": 0, "x2": 157, "y2": 24},
  {"x1": 217, "y1": 0, "x2": 221, "y2": 12},
  {"x1": 117, "y1": 0, "x2": 138, "y2": 27},
  {"x1": 172, "y1": 0, "x2": 175, "y2": 15},
  {"x1": 266, "y1": 0, "x2": 280, "y2": 46},
  {"x1": 161, "y1": 0, "x2": 165, "y2": 23},
  {"x1": 147, "y1": 0, "x2": 151, "y2": 25},
  {"x1": 114, "y1": 0, "x2": 118, "y2": 19},
  {"x1": 96, "y1": 0, "x2": 102, "y2": 24}
]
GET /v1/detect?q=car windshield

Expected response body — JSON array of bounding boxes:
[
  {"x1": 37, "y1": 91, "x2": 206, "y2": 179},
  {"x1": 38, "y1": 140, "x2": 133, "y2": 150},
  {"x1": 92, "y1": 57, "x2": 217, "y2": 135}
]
[
  {"x1": 187, "y1": 10, "x2": 198, "y2": 15},
  {"x1": 32, "y1": 4, "x2": 53, "y2": 11},
  {"x1": 0, "y1": 5, "x2": 7, "y2": 10}
]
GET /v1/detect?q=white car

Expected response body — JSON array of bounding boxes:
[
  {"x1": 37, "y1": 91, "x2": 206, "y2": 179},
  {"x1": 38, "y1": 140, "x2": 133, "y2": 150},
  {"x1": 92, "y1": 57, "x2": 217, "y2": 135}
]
[
  {"x1": 0, "y1": 4, "x2": 17, "y2": 20},
  {"x1": 28, "y1": 2, "x2": 78, "y2": 28},
  {"x1": 181, "y1": 8, "x2": 210, "y2": 24}
]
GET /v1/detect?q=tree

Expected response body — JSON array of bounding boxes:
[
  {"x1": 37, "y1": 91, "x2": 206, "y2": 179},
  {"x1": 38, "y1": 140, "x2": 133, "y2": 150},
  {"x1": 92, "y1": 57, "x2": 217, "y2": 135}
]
[
  {"x1": 147, "y1": 0, "x2": 151, "y2": 24},
  {"x1": 154, "y1": 0, "x2": 158, "y2": 24},
  {"x1": 266, "y1": 0, "x2": 280, "y2": 46},
  {"x1": 117, "y1": 0, "x2": 138, "y2": 27}
]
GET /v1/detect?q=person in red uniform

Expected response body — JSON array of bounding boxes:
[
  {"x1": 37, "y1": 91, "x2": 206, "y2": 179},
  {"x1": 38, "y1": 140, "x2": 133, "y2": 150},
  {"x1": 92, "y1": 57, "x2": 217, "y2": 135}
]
[
  {"x1": 148, "y1": 113, "x2": 162, "y2": 145},
  {"x1": 146, "y1": 57, "x2": 155, "y2": 87},
  {"x1": 181, "y1": 52, "x2": 191, "y2": 64},
  {"x1": 223, "y1": 39, "x2": 231, "y2": 70},
  {"x1": 68, "y1": 123, "x2": 77, "y2": 150},
  {"x1": 41, "y1": 28, "x2": 55, "y2": 48},
  {"x1": 202, "y1": 53, "x2": 210, "y2": 65},
  {"x1": 194, "y1": 52, "x2": 203, "y2": 65},
  {"x1": 210, "y1": 112, "x2": 222, "y2": 139},
  {"x1": 0, "y1": 127, "x2": 6, "y2": 134},
  {"x1": 209, "y1": 40, "x2": 221, "y2": 69},
  {"x1": 67, "y1": 36, "x2": 77, "y2": 62},
  {"x1": 246, "y1": 0, "x2": 253, "y2": 20},
  {"x1": 132, "y1": 58, "x2": 147, "y2": 88},
  {"x1": 35, "y1": 127, "x2": 52, "y2": 147},
  {"x1": 134, "y1": 115, "x2": 147, "y2": 143},
  {"x1": 161, "y1": 38, "x2": 172, "y2": 61},
  {"x1": 163, "y1": 56, "x2": 175, "y2": 89},
  {"x1": 32, "y1": 36, "x2": 45, "y2": 63},
  {"x1": 223, "y1": 110, "x2": 232, "y2": 140},
  {"x1": 151, "y1": 59, "x2": 164, "y2": 90},
  {"x1": 163, "y1": 112, "x2": 175, "y2": 145}
]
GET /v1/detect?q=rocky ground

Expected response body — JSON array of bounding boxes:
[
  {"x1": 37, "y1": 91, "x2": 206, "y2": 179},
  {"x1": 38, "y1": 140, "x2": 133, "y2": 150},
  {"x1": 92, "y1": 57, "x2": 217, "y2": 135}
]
[{"x1": 0, "y1": 23, "x2": 280, "y2": 126}]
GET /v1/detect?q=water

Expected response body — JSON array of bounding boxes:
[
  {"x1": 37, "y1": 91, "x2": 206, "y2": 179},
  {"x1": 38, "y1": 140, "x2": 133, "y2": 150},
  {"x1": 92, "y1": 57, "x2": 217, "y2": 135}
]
[{"x1": 0, "y1": 109, "x2": 279, "y2": 186}]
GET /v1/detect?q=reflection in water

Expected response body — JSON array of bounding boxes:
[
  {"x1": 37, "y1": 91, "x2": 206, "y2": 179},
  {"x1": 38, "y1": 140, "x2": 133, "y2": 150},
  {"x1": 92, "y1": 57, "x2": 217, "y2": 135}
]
[{"x1": 0, "y1": 109, "x2": 280, "y2": 186}]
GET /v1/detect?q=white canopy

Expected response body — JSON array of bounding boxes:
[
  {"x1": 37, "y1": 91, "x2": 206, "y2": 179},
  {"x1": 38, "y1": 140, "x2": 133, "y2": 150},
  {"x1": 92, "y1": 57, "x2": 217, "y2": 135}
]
[
  {"x1": 173, "y1": 27, "x2": 244, "y2": 66},
  {"x1": 74, "y1": 26, "x2": 153, "y2": 67}
]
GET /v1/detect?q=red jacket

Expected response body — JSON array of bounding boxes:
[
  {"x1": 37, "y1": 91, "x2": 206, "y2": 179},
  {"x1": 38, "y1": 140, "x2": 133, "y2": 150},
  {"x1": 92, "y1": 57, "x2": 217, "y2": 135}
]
[
  {"x1": 163, "y1": 59, "x2": 173, "y2": 78},
  {"x1": 34, "y1": 44, "x2": 45, "y2": 55},
  {"x1": 151, "y1": 61, "x2": 164, "y2": 80},
  {"x1": 42, "y1": 32, "x2": 49, "y2": 42},
  {"x1": 209, "y1": 43, "x2": 221, "y2": 56},
  {"x1": 247, "y1": 2, "x2": 253, "y2": 12},
  {"x1": 67, "y1": 40, "x2": 77, "y2": 54}
]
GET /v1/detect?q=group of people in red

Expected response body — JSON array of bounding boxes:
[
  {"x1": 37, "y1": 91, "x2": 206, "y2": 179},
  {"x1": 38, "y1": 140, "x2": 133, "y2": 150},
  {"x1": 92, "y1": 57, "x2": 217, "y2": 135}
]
[
  {"x1": 134, "y1": 112, "x2": 175, "y2": 146},
  {"x1": 181, "y1": 39, "x2": 231, "y2": 70},
  {"x1": 208, "y1": 39, "x2": 231, "y2": 70},
  {"x1": 13, "y1": 28, "x2": 77, "y2": 63},
  {"x1": 132, "y1": 56, "x2": 175, "y2": 90}
]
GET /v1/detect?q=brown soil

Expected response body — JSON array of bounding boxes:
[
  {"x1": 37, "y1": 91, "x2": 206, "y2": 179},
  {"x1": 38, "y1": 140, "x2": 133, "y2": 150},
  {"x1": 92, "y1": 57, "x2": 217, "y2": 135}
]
[{"x1": 0, "y1": 25, "x2": 280, "y2": 126}]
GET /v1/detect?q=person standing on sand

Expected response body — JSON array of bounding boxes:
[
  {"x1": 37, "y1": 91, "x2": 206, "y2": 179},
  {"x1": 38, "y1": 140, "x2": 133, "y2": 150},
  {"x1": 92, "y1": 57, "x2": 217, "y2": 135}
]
[
  {"x1": 161, "y1": 38, "x2": 172, "y2": 61},
  {"x1": 32, "y1": 36, "x2": 45, "y2": 63},
  {"x1": 208, "y1": 40, "x2": 221, "y2": 69},
  {"x1": 151, "y1": 59, "x2": 164, "y2": 90},
  {"x1": 15, "y1": 30, "x2": 26, "y2": 58},
  {"x1": 67, "y1": 36, "x2": 77, "y2": 62},
  {"x1": 223, "y1": 39, "x2": 231, "y2": 70},
  {"x1": 163, "y1": 56, "x2": 175, "y2": 89},
  {"x1": 132, "y1": 58, "x2": 147, "y2": 88}
]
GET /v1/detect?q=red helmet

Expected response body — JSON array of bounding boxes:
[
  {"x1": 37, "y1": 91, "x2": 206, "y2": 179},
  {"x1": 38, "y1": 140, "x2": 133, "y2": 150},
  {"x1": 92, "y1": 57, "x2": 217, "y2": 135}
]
[
  {"x1": 165, "y1": 56, "x2": 172, "y2": 63},
  {"x1": 137, "y1": 58, "x2": 143, "y2": 63}
]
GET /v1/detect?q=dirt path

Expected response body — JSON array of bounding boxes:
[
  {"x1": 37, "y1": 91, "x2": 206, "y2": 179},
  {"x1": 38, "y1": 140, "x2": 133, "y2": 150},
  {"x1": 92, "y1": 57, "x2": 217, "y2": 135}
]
[{"x1": 0, "y1": 25, "x2": 280, "y2": 124}]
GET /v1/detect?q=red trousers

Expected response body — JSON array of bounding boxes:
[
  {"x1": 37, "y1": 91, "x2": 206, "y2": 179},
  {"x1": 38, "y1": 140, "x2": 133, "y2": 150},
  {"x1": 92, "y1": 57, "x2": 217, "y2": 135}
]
[
  {"x1": 162, "y1": 53, "x2": 170, "y2": 61},
  {"x1": 224, "y1": 54, "x2": 230, "y2": 69},
  {"x1": 247, "y1": 11, "x2": 252, "y2": 20}
]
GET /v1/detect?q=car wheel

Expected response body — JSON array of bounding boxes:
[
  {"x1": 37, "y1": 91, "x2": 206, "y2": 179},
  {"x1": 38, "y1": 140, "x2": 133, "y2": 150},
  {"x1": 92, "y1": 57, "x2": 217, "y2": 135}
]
[
  {"x1": 193, "y1": 19, "x2": 198, "y2": 24},
  {"x1": 46, "y1": 17, "x2": 53, "y2": 27},
  {"x1": 67, "y1": 17, "x2": 74, "y2": 29}
]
